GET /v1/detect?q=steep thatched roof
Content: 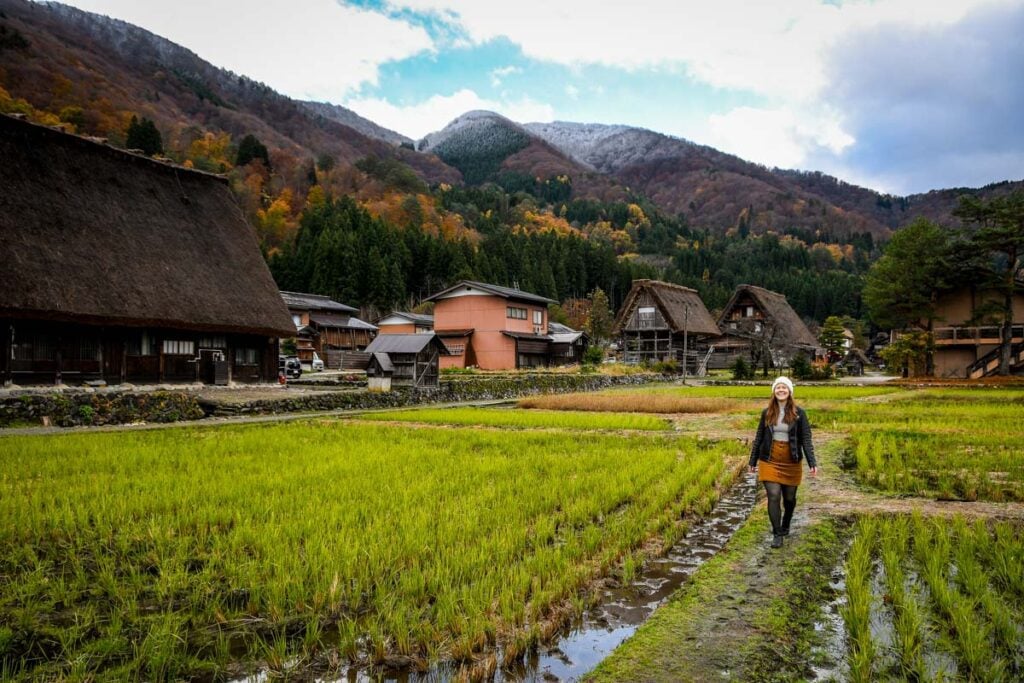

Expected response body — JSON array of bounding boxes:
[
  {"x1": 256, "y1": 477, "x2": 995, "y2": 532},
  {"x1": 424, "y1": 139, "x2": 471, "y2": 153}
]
[
  {"x1": 0, "y1": 114, "x2": 294, "y2": 336},
  {"x1": 613, "y1": 279, "x2": 720, "y2": 336},
  {"x1": 718, "y1": 285, "x2": 818, "y2": 348}
]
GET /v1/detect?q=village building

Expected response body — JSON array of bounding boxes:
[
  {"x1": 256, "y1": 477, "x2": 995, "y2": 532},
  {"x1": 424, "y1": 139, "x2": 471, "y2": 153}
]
[
  {"x1": 613, "y1": 280, "x2": 721, "y2": 373},
  {"x1": 916, "y1": 285, "x2": 1024, "y2": 378},
  {"x1": 376, "y1": 312, "x2": 434, "y2": 334},
  {"x1": 281, "y1": 291, "x2": 377, "y2": 368},
  {"x1": 547, "y1": 322, "x2": 590, "y2": 366},
  {"x1": 363, "y1": 333, "x2": 449, "y2": 389},
  {"x1": 0, "y1": 114, "x2": 294, "y2": 386},
  {"x1": 709, "y1": 284, "x2": 820, "y2": 371},
  {"x1": 426, "y1": 281, "x2": 556, "y2": 370}
]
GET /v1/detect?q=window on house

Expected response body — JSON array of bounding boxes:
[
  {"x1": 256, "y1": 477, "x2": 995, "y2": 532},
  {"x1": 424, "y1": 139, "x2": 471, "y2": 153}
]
[
  {"x1": 754, "y1": 322, "x2": 763, "y2": 333},
  {"x1": 445, "y1": 343, "x2": 465, "y2": 356},
  {"x1": 162, "y1": 340, "x2": 195, "y2": 356},
  {"x1": 236, "y1": 348, "x2": 258, "y2": 365},
  {"x1": 638, "y1": 306, "x2": 656, "y2": 328},
  {"x1": 533, "y1": 310, "x2": 543, "y2": 325},
  {"x1": 745, "y1": 306, "x2": 754, "y2": 317},
  {"x1": 126, "y1": 331, "x2": 155, "y2": 356},
  {"x1": 12, "y1": 333, "x2": 57, "y2": 361},
  {"x1": 292, "y1": 314, "x2": 302, "y2": 327},
  {"x1": 507, "y1": 306, "x2": 527, "y2": 320},
  {"x1": 198, "y1": 336, "x2": 226, "y2": 348},
  {"x1": 729, "y1": 322, "x2": 737, "y2": 330}
]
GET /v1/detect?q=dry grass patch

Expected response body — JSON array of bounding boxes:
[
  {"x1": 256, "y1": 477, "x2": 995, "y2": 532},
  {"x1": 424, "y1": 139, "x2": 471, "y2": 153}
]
[{"x1": 519, "y1": 393, "x2": 744, "y2": 414}]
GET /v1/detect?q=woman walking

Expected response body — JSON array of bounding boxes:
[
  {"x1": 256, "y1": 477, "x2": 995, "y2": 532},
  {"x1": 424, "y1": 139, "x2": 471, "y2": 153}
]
[{"x1": 748, "y1": 377, "x2": 817, "y2": 548}]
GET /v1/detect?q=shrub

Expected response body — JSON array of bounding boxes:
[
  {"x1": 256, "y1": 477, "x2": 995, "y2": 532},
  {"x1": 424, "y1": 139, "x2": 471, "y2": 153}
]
[
  {"x1": 652, "y1": 359, "x2": 680, "y2": 374},
  {"x1": 732, "y1": 357, "x2": 754, "y2": 380},
  {"x1": 582, "y1": 346, "x2": 605, "y2": 366},
  {"x1": 790, "y1": 353, "x2": 813, "y2": 380}
]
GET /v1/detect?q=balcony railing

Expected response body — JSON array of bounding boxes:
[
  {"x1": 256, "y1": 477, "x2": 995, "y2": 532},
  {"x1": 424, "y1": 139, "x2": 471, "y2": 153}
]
[{"x1": 928, "y1": 325, "x2": 1024, "y2": 345}]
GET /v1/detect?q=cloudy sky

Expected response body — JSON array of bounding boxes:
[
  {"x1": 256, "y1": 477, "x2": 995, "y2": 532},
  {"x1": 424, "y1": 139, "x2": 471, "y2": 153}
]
[{"x1": 61, "y1": 0, "x2": 1023, "y2": 195}]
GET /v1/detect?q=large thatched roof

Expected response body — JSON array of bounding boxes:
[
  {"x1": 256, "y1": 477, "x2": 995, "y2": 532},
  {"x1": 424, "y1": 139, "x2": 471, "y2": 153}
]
[
  {"x1": 718, "y1": 285, "x2": 818, "y2": 348},
  {"x1": 613, "y1": 279, "x2": 720, "y2": 336},
  {"x1": 0, "y1": 114, "x2": 294, "y2": 337}
]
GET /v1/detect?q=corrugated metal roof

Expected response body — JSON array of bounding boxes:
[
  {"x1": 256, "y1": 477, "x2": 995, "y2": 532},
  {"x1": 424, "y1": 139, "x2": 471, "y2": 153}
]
[
  {"x1": 378, "y1": 311, "x2": 434, "y2": 325},
  {"x1": 424, "y1": 280, "x2": 555, "y2": 305},
  {"x1": 280, "y1": 291, "x2": 358, "y2": 314},
  {"x1": 371, "y1": 352, "x2": 394, "y2": 373},
  {"x1": 364, "y1": 333, "x2": 449, "y2": 354},
  {"x1": 309, "y1": 312, "x2": 378, "y2": 331}
]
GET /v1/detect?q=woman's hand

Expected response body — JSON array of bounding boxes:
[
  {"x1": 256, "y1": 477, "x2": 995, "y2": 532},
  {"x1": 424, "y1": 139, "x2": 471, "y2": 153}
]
[
  {"x1": 748, "y1": 465, "x2": 757, "y2": 474},
  {"x1": 809, "y1": 467, "x2": 818, "y2": 477}
]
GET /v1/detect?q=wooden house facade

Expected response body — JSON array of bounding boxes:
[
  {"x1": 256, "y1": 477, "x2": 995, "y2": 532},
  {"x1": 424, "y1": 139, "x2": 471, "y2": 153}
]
[
  {"x1": 426, "y1": 281, "x2": 556, "y2": 370},
  {"x1": 363, "y1": 334, "x2": 449, "y2": 388},
  {"x1": 709, "y1": 285, "x2": 820, "y2": 370},
  {"x1": 0, "y1": 114, "x2": 294, "y2": 386},
  {"x1": 899, "y1": 286, "x2": 1024, "y2": 378},
  {"x1": 613, "y1": 280, "x2": 720, "y2": 373},
  {"x1": 281, "y1": 291, "x2": 377, "y2": 367}
]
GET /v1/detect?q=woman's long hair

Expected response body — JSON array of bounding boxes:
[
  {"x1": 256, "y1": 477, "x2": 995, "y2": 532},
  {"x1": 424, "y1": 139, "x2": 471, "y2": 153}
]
[{"x1": 765, "y1": 395, "x2": 798, "y2": 426}]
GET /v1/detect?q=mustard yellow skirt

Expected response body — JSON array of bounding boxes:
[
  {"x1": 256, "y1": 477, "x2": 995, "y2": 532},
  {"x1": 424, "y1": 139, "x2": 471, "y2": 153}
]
[{"x1": 758, "y1": 441, "x2": 802, "y2": 486}]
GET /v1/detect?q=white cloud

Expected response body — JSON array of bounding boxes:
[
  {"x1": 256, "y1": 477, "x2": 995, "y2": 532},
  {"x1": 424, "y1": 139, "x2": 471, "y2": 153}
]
[
  {"x1": 565, "y1": 84, "x2": 580, "y2": 100},
  {"x1": 58, "y1": 0, "x2": 434, "y2": 99},
  {"x1": 701, "y1": 105, "x2": 853, "y2": 169},
  {"x1": 382, "y1": 0, "x2": 994, "y2": 100},
  {"x1": 343, "y1": 89, "x2": 555, "y2": 139},
  {"x1": 490, "y1": 65, "x2": 522, "y2": 87}
]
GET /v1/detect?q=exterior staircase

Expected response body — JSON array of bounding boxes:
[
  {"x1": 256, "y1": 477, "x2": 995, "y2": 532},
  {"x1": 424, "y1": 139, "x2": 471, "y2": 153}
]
[{"x1": 967, "y1": 341, "x2": 1024, "y2": 379}]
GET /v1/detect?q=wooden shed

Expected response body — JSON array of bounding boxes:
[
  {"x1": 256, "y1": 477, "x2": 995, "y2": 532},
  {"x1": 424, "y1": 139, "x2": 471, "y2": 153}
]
[
  {"x1": 613, "y1": 280, "x2": 720, "y2": 372},
  {"x1": 0, "y1": 114, "x2": 295, "y2": 386},
  {"x1": 363, "y1": 334, "x2": 449, "y2": 389}
]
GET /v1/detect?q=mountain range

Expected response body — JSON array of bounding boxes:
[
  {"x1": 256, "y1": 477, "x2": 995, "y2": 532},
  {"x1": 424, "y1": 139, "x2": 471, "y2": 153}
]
[{"x1": 1, "y1": 0, "x2": 1021, "y2": 241}]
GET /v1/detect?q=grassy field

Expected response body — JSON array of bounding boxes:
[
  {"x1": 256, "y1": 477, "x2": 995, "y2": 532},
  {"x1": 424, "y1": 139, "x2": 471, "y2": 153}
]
[
  {"x1": 0, "y1": 420, "x2": 744, "y2": 681},
  {"x1": 520, "y1": 384, "x2": 901, "y2": 414},
  {"x1": 352, "y1": 407, "x2": 672, "y2": 431}
]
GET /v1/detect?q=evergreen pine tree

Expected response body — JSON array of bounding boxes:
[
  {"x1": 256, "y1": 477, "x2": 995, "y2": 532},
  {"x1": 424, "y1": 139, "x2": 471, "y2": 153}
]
[{"x1": 125, "y1": 116, "x2": 163, "y2": 156}]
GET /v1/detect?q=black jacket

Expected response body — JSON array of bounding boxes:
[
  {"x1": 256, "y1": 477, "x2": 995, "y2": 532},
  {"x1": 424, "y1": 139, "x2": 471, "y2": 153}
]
[{"x1": 748, "y1": 406, "x2": 816, "y2": 469}]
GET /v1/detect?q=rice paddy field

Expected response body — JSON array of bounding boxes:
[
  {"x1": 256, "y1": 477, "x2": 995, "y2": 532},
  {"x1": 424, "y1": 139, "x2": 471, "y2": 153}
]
[
  {"x1": 2, "y1": 380, "x2": 1024, "y2": 681},
  {"x1": 0, "y1": 418, "x2": 743, "y2": 681},
  {"x1": 842, "y1": 514, "x2": 1024, "y2": 682}
]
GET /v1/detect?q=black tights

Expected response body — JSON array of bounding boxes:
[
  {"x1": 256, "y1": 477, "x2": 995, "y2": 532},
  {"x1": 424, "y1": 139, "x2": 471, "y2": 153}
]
[{"x1": 763, "y1": 482, "x2": 798, "y2": 535}]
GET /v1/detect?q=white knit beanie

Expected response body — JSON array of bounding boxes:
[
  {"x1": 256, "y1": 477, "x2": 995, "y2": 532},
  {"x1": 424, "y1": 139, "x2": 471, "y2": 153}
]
[{"x1": 772, "y1": 376, "x2": 794, "y2": 397}]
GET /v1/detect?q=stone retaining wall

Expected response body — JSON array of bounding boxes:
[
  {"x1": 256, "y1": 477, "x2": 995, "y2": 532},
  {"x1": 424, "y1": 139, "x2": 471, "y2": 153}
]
[
  {"x1": 0, "y1": 391, "x2": 204, "y2": 428},
  {"x1": 0, "y1": 374, "x2": 673, "y2": 427}
]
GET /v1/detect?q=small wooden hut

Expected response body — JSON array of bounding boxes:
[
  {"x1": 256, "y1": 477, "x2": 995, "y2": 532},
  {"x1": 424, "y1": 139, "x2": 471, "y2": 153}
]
[
  {"x1": 613, "y1": 280, "x2": 720, "y2": 372},
  {"x1": 547, "y1": 322, "x2": 590, "y2": 365},
  {"x1": 0, "y1": 114, "x2": 294, "y2": 386},
  {"x1": 363, "y1": 334, "x2": 449, "y2": 389}
]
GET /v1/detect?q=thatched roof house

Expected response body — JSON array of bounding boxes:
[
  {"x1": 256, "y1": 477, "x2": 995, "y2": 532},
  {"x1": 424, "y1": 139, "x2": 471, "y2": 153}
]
[
  {"x1": 708, "y1": 284, "x2": 820, "y2": 370},
  {"x1": 1, "y1": 113, "x2": 293, "y2": 385},
  {"x1": 613, "y1": 279, "x2": 720, "y2": 368},
  {"x1": 717, "y1": 285, "x2": 817, "y2": 349}
]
